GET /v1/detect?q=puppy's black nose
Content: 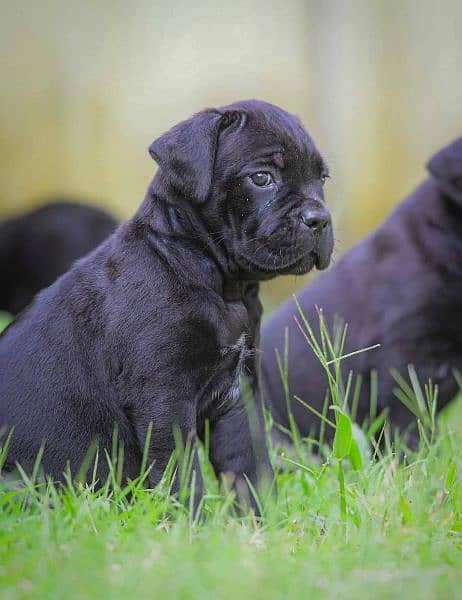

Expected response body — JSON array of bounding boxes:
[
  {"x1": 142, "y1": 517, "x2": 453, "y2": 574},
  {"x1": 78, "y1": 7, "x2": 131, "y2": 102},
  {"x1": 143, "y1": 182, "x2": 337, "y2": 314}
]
[{"x1": 300, "y1": 209, "x2": 331, "y2": 234}]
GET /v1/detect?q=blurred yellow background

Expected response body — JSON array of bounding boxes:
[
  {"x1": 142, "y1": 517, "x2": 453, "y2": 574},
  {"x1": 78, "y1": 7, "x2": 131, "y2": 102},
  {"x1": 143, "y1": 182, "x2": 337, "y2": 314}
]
[{"x1": 1, "y1": 0, "x2": 461, "y2": 308}]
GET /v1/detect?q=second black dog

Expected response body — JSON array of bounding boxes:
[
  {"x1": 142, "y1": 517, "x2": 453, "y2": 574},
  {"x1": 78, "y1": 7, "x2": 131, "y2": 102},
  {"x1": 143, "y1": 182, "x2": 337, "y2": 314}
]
[
  {"x1": 261, "y1": 137, "x2": 462, "y2": 444},
  {"x1": 0, "y1": 100, "x2": 333, "y2": 505},
  {"x1": 0, "y1": 201, "x2": 117, "y2": 314}
]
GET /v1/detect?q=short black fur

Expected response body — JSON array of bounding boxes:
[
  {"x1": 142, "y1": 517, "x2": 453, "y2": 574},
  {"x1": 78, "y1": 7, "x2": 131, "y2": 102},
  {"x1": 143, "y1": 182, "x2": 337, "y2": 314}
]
[{"x1": 0, "y1": 100, "x2": 333, "y2": 506}]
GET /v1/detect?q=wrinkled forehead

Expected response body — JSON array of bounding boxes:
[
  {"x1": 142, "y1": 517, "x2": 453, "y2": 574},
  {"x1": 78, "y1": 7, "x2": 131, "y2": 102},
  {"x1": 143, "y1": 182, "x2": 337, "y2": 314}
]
[{"x1": 217, "y1": 104, "x2": 323, "y2": 173}]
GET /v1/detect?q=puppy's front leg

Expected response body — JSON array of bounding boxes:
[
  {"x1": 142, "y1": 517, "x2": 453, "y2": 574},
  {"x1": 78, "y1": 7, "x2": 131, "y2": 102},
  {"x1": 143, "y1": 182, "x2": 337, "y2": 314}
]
[
  {"x1": 241, "y1": 282, "x2": 273, "y2": 481},
  {"x1": 208, "y1": 283, "x2": 273, "y2": 511},
  {"x1": 209, "y1": 396, "x2": 271, "y2": 513}
]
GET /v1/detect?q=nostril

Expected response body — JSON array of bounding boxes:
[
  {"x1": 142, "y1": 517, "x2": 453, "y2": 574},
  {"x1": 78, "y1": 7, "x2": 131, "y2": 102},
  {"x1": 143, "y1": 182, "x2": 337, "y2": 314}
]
[
  {"x1": 301, "y1": 211, "x2": 330, "y2": 233},
  {"x1": 304, "y1": 217, "x2": 323, "y2": 230}
]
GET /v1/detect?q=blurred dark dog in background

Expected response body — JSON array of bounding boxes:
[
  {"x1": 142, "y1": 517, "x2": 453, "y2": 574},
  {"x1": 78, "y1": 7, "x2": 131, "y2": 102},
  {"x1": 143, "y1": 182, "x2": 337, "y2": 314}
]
[
  {"x1": 262, "y1": 137, "x2": 462, "y2": 444},
  {"x1": 0, "y1": 201, "x2": 117, "y2": 314},
  {"x1": 0, "y1": 100, "x2": 333, "y2": 507}
]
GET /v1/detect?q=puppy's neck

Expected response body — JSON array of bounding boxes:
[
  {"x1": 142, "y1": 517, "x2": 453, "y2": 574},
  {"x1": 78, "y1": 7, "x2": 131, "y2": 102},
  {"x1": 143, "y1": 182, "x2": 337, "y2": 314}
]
[
  {"x1": 223, "y1": 279, "x2": 245, "y2": 303},
  {"x1": 137, "y1": 174, "x2": 238, "y2": 282}
]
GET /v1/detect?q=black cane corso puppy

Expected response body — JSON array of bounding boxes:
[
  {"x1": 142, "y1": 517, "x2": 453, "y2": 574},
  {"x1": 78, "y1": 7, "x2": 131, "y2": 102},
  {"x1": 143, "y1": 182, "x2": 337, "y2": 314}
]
[
  {"x1": 0, "y1": 201, "x2": 117, "y2": 314},
  {"x1": 0, "y1": 100, "x2": 333, "y2": 504},
  {"x1": 262, "y1": 137, "x2": 462, "y2": 444}
]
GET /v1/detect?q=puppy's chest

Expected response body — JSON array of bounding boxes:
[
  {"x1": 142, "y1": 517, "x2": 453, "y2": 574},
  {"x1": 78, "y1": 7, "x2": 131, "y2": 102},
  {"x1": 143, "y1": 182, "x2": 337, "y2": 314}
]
[
  {"x1": 200, "y1": 301, "x2": 254, "y2": 415},
  {"x1": 219, "y1": 300, "x2": 249, "y2": 346}
]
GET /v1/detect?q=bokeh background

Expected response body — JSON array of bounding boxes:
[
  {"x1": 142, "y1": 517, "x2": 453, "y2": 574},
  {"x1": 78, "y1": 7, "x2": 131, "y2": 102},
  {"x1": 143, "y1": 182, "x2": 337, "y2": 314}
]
[{"x1": 1, "y1": 0, "x2": 461, "y2": 309}]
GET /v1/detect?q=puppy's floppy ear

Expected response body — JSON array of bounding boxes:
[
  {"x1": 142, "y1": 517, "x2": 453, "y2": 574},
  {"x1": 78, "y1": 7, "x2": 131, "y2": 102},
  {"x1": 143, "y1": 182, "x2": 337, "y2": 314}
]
[
  {"x1": 427, "y1": 136, "x2": 462, "y2": 205},
  {"x1": 149, "y1": 109, "x2": 242, "y2": 203}
]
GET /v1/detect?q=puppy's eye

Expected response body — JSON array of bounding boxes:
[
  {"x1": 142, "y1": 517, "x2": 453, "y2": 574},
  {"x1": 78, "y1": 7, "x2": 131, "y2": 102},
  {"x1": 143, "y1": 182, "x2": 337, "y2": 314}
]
[
  {"x1": 321, "y1": 173, "x2": 330, "y2": 185},
  {"x1": 249, "y1": 172, "x2": 274, "y2": 187}
]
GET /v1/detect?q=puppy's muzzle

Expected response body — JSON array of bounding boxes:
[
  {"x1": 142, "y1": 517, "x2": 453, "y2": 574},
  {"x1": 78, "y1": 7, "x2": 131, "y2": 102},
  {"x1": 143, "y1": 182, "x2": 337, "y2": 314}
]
[{"x1": 297, "y1": 205, "x2": 333, "y2": 271}]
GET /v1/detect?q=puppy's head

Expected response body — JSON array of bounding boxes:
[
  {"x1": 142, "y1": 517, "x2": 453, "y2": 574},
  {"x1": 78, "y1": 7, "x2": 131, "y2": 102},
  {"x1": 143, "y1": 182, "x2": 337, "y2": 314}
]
[{"x1": 149, "y1": 99, "x2": 334, "y2": 279}]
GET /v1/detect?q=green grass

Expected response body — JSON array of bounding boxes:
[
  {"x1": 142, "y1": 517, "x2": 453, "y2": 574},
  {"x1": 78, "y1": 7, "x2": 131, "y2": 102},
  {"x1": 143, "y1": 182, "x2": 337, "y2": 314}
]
[
  {"x1": 1, "y1": 310, "x2": 462, "y2": 599},
  {"x1": 0, "y1": 311, "x2": 13, "y2": 333}
]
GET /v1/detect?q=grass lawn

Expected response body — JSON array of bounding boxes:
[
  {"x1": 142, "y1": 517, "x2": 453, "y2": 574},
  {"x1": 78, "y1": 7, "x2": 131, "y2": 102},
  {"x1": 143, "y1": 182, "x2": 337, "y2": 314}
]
[{"x1": 1, "y1": 313, "x2": 462, "y2": 599}]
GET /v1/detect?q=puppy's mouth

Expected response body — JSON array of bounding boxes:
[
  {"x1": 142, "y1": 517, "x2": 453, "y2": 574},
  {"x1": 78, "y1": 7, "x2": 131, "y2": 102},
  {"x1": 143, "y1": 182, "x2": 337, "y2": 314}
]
[
  {"x1": 313, "y1": 248, "x2": 332, "y2": 271},
  {"x1": 231, "y1": 222, "x2": 334, "y2": 279},
  {"x1": 235, "y1": 248, "x2": 322, "y2": 279}
]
